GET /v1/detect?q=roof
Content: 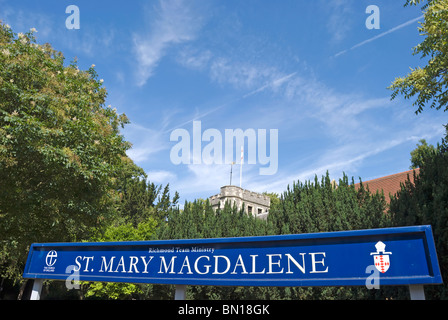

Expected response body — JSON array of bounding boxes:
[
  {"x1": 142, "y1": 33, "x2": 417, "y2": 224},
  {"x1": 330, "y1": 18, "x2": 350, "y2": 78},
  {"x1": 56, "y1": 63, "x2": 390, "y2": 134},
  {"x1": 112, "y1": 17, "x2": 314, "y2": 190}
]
[{"x1": 354, "y1": 168, "x2": 420, "y2": 203}]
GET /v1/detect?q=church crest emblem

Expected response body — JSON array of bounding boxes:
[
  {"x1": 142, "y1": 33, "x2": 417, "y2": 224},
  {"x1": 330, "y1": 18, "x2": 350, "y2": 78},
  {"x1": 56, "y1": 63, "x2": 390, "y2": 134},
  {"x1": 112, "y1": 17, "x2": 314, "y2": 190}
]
[{"x1": 370, "y1": 241, "x2": 392, "y2": 273}]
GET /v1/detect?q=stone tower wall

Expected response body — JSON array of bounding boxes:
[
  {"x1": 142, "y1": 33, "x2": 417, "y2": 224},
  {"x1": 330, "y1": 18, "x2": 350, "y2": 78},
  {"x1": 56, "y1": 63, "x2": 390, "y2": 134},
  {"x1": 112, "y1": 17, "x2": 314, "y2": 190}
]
[{"x1": 209, "y1": 185, "x2": 270, "y2": 219}]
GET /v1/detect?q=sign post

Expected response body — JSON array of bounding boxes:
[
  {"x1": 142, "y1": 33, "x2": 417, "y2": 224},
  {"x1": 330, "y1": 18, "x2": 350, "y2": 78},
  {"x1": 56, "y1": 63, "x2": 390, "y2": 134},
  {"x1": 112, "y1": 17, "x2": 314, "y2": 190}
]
[
  {"x1": 409, "y1": 284, "x2": 425, "y2": 300},
  {"x1": 23, "y1": 225, "x2": 442, "y2": 300},
  {"x1": 30, "y1": 278, "x2": 43, "y2": 300},
  {"x1": 174, "y1": 284, "x2": 187, "y2": 300}
]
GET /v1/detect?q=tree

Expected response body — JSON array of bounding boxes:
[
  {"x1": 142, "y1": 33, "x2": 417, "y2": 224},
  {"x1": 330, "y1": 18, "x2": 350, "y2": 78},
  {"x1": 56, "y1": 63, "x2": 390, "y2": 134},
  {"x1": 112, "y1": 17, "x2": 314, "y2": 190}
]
[
  {"x1": 409, "y1": 138, "x2": 438, "y2": 168},
  {"x1": 118, "y1": 177, "x2": 161, "y2": 227},
  {"x1": 389, "y1": 0, "x2": 448, "y2": 114},
  {"x1": 155, "y1": 184, "x2": 179, "y2": 222},
  {"x1": 267, "y1": 172, "x2": 394, "y2": 300},
  {"x1": 388, "y1": 0, "x2": 448, "y2": 299},
  {"x1": 390, "y1": 126, "x2": 448, "y2": 299},
  {"x1": 262, "y1": 191, "x2": 280, "y2": 208},
  {"x1": 0, "y1": 23, "x2": 141, "y2": 284},
  {"x1": 151, "y1": 173, "x2": 394, "y2": 300},
  {"x1": 82, "y1": 218, "x2": 159, "y2": 300},
  {"x1": 153, "y1": 199, "x2": 275, "y2": 299},
  {"x1": 268, "y1": 172, "x2": 390, "y2": 235},
  {"x1": 81, "y1": 177, "x2": 179, "y2": 300}
]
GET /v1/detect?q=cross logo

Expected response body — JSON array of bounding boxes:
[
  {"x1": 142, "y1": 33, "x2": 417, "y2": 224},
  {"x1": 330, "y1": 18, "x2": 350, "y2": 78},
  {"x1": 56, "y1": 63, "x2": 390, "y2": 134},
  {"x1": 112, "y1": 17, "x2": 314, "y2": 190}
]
[
  {"x1": 370, "y1": 241, "x2": 392, "y2": 273},
  {"x1": 45, "y1": 250, "x2": 58, "y2": 267}
]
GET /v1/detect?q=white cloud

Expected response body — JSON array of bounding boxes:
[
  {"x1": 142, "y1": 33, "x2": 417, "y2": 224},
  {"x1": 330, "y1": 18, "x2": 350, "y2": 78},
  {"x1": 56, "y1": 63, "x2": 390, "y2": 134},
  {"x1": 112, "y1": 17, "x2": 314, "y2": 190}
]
[
  {"x1": 125, "y1": 2, "x2": 440, "y2": 202},
  {"x1": 63, "y1": 27, "x2": 116, "y2": 57},
  {"x1": 177, "y1": 47, "x2": 213, "y2": 70},
  {"x1": 325, "y1": 0, "x2": 354, "y2": 43},
  {"x1": 167, "y1": 164, "x2": 231, "y2": 201},
  {"x1": 0, "y1": 6, "x2": 53, "y2": 38},
  {"x1": 132, "y1": 0, "x2": 205, "y2": 86},
  {"x1": 147, "y1": 170, "x2": 177, "y2": 184},
  {"x1": 0, "y1": 5, "x2": 117, "y2": 57},
  {"x1": 250, "y1": 133, "x2": 422, "y2": 195},
  {"x1": 174, "y1": 21, "x2": 297, "y2": 95},
  {"x1": 158, "y1": 54, "x2": 443, "y2": 199},
  {"x1": 187, "y1": 164, "x2": 230, "y2": 191},
  {"x1": 123, "y1": 123, "x2": 170, "y2": 162},
  {"x1": 267, "y1": 72, "x2": 392, "y2": 142},
  {"x1": 209, "y1": 67, "x2": 444, "y2": 195},
  {"x1": 160, "y1": 68, "x2": 299, "y2": 134},
  {"x1": 209, "y1": 57, "x2": 285, "y2": 91}
]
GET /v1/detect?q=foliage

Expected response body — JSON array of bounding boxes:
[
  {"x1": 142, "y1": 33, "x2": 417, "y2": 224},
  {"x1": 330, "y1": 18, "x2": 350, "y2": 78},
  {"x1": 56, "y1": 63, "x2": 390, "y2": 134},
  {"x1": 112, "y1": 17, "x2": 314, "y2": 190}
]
[
  {"x1": 268, "y1": 172, "x2": 390, "y2": 235},
  {"x1": 117, "y1": 176, "x2": 178, "y2": 227},
  {"x1": 80, "y1": 174, "x2": 179, "y2": 300},
  {"x1": 390, "y1": 126, "x2": 448, "y2": 299},
  {"x1": 3, "y1": 6, "x2": 446, "y2": 299},
  {"x1": 152, "y1": 199, "x2": 275, "y2": 299},
  {"x1": 149, "y1": 173, "x2": 394, "y2": 300},
  {"x1": 82, "y1": 218, "x2": 158, "y2": 300},
  {"x1": 0, "y1": 23, "x2": 141, "y2": 282},
  {"x1": 389, "y1": 0, "x2": 448, "y2": 113},
  {"x1": 84, "y1": 282, "x2": 143, "y2": 300},
  {"x1": 157, "y1": 198, "x2": 274, "y2": 242},
  {"x1": 91, "y1": 219, "x2": 158, "y2": 243},
  {"x1": 409, "y1": 138, "x2": 439, "y2": 168},
  {"x1": 266, "y1": 172, "x2": 399, "y2": 300},
  {"x1": 262, "y1": 191, "x2": 281, "y2": 208}
]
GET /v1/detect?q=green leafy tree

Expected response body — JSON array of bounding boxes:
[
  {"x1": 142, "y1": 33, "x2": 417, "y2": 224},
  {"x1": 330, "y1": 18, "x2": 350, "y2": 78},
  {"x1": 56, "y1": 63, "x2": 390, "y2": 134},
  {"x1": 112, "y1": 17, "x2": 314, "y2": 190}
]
[
  {"x1": 82, "y1": 218, "x2": 159, "y2": 300},
  {"x1": 0, "y1": 23, "x2": 141, "y2": 284},
  {"x1": 81, "y1": 178, "x2": 179, "y2": 300},
  {"x1": 389, "y1": 0, "x2": 448, "y2": 114},
  {"x1": 409, "y1": 139, "x2": 438, "y2": 168}
]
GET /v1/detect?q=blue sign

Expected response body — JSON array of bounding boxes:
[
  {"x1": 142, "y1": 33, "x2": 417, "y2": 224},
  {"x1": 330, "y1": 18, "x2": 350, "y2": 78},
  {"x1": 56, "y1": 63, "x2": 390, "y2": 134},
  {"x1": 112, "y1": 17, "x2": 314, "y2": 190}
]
[{"x1": 23, "y1": 225, "x2": 442, "y2": 287}]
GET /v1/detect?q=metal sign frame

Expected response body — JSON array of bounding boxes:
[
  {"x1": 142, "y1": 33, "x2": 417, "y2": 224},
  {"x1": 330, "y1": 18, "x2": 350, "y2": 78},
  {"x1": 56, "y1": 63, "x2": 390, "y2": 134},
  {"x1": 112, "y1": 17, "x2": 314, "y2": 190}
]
[{"x1": 23, "y1": 225, "x2": 443, "y2": 300}]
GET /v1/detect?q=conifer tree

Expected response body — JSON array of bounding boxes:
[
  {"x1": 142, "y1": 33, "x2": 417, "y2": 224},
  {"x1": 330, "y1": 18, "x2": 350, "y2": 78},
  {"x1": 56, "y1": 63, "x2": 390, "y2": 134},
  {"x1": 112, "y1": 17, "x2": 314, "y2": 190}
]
[
  {"x1": 389, "y1": 126, "x2": 448, "y2": 299},
  {"x1": 150, "y1": 172, "x2": 391, "y2": 300}
]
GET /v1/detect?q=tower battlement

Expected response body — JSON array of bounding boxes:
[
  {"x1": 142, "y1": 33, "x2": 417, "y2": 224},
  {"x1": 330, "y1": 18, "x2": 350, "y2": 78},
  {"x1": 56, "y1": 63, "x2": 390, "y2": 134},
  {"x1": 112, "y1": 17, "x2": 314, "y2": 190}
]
[{"x1": 209, "y1": 185, "x2": 270, "y2": 220}]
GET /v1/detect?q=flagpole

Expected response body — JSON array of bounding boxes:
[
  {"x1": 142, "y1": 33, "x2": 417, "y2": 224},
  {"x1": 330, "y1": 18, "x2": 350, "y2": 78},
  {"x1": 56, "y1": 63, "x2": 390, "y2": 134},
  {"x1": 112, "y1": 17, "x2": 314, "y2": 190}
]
[
  {"x1": 229, "y1": 161, "x2": 235, "y2": 185},
  {"x1": 240, "y1": 145, "x2": 243, "y2": 188}
]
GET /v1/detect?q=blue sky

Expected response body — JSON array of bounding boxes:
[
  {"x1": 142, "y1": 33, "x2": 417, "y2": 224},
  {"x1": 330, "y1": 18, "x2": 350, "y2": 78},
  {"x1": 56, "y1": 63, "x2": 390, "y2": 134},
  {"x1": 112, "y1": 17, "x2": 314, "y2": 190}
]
[{"x1": 1, "y1": 0, "x2": 446, "y2": 204}]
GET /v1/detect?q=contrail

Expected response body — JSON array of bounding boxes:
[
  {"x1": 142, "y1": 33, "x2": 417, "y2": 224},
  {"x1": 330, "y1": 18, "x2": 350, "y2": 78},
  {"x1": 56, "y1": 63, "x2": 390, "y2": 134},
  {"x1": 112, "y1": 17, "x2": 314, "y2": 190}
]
[
  {"x1": 334, "y1": 15, "x2": 424, "y2": 57},
  {"x1": 243, "y1": 72, "x2": 297, "y2": 98},
  {"x1": 164, "y1": 71, "x2": 298, "y2": 133}
]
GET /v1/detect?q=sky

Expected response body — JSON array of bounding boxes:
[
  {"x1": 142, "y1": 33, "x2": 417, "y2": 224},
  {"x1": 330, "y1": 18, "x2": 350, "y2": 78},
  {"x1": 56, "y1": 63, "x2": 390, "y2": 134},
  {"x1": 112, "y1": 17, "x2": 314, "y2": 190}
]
[{"x1": 1, "y1": 0, "x2": 446, "y2": 204}]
